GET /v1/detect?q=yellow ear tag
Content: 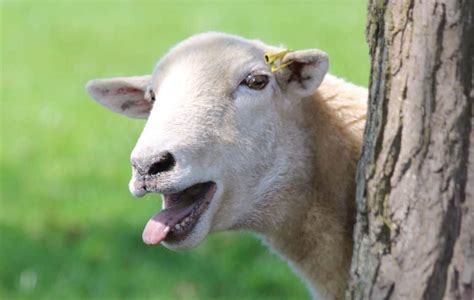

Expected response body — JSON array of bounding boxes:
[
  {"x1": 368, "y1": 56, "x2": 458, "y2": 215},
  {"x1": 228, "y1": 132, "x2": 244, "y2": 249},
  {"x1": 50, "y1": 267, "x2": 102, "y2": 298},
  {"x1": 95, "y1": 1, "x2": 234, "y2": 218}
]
[{"x1": 264, "y1": 49, "x2": 293, "y2": 73}]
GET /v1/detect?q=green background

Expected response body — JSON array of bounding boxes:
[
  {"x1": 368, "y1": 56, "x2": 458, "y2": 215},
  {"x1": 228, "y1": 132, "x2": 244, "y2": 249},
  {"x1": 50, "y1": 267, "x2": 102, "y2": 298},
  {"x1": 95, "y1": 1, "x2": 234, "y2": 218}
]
[{"x1": 1, "y1": 1, "x2": 369, "y2": 299}]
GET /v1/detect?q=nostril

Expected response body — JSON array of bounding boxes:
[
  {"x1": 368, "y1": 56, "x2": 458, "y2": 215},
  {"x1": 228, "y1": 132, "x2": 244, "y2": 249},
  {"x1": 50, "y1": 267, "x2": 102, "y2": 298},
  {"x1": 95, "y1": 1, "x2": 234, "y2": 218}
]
[{"x1": 148, "y1": 152, "x2": 176, "y2": 175}]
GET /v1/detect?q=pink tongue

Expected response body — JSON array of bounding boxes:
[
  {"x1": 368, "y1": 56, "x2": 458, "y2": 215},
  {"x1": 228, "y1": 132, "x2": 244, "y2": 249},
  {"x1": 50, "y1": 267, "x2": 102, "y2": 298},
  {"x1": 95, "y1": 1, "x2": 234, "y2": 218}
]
[{"x1": 142, "y1": 202, "x2": 196, "y2": 245}]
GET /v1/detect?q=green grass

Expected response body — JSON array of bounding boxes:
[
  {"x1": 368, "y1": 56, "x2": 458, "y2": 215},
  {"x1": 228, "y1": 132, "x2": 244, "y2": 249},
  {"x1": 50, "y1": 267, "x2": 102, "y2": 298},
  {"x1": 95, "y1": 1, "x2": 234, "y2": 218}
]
[{"x1": 0, "y1": 1, "x2": 369, "y2": 299}]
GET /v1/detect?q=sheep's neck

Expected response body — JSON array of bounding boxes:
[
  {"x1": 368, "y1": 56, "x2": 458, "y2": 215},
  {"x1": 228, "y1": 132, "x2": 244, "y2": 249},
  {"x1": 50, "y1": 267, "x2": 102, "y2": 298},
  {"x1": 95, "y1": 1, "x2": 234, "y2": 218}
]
[{"x1": 261, "y1": 91, "x2": 363, "y2": 299}]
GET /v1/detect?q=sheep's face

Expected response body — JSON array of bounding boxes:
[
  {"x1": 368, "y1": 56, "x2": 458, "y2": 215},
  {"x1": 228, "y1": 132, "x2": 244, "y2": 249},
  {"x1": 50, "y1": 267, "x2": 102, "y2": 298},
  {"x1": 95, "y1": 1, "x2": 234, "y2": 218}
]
[{"x1": 86, "y1": 32, "x2": 328, "y2": 250}]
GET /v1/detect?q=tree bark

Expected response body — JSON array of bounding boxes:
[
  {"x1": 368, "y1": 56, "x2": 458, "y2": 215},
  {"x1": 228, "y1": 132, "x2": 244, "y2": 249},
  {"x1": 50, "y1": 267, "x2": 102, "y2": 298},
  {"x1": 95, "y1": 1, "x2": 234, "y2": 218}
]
[{"x1": 348, "y1": 0, "x2": 473, "y2": 299}]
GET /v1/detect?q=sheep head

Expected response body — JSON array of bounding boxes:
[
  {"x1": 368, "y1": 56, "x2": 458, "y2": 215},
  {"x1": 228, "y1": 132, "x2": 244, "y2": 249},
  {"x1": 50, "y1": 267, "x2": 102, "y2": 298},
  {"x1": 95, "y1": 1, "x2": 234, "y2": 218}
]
[{"x1": 85, "y1": 32, "x2": 329, "y2": 250}]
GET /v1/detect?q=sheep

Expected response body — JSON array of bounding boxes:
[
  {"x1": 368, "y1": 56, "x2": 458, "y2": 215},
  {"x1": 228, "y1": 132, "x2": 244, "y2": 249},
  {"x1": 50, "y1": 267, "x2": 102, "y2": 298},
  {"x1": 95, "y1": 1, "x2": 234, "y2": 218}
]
[{"x1": 85, "y1": 32, "x2": 367, "y2": 300}]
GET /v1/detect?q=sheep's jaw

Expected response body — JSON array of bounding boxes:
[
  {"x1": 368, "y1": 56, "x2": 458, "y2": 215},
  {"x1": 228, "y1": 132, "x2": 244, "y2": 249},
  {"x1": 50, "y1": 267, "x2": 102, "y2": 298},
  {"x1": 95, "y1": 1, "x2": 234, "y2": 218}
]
[{"x1": 142, "y1": 181, "x2": 217, "y2": 245}]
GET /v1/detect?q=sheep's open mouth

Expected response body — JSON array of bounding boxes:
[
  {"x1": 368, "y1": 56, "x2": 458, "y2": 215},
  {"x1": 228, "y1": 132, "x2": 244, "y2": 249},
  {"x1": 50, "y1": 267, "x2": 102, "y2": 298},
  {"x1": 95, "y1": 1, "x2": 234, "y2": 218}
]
[{"x1": 142, "y1": 181, "x2": 216, "y2": 245}]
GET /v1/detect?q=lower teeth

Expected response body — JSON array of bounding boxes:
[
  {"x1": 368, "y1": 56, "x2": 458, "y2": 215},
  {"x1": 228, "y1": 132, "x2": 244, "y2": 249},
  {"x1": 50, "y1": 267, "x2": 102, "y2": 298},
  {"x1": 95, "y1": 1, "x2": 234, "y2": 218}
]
[{"x1": 172, "y1": 200, "x2": 206, "y2": 233}]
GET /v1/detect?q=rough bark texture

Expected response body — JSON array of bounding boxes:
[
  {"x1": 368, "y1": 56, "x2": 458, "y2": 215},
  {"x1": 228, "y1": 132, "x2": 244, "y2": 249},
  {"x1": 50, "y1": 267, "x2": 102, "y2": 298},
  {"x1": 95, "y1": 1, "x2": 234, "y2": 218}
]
[{"x1": 348, "y1": 0, "x2": 473, "y2": 299}]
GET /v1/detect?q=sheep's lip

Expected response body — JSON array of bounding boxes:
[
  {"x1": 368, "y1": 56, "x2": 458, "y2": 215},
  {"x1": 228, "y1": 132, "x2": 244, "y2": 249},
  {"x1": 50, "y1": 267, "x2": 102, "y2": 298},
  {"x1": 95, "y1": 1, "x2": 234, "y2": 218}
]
[{"x1": 142, "y1": 181, "x2": 216, "y2": 245}]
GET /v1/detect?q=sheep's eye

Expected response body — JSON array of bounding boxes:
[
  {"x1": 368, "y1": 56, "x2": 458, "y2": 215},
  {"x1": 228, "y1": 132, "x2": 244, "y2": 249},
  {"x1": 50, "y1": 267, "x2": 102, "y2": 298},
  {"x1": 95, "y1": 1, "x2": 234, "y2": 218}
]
[{"x1": 242, "y1": 74, "x2": 269, "y2": 90}]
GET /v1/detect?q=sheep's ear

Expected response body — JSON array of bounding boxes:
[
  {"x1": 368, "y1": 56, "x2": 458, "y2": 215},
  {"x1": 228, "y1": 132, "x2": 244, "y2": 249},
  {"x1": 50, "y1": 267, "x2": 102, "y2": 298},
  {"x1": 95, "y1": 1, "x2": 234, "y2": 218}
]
[
  {"x1": 85, "y1": 75, "x2": 153, "y2": 119},
  {"x1": 274, "y1": 49, "x2": 329, "y2": 98}
]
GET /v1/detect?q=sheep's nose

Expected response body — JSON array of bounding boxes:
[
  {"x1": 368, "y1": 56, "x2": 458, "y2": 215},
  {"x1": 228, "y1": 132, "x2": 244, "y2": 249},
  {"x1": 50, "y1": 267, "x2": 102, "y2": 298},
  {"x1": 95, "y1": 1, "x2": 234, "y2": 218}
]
[
  {"x1": 147, "y1": 152, "x2": 176, "y2": 175},
  {"x1": 132, "y1": 151, "x2": 176, "y2": 176}
]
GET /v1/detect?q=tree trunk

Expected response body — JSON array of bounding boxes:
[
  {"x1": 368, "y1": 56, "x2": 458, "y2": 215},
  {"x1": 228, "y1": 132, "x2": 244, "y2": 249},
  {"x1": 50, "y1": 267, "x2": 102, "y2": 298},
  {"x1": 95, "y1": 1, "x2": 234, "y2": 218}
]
[{"x1": 348, "y1": 0, "x2": 473, "y2": 299}]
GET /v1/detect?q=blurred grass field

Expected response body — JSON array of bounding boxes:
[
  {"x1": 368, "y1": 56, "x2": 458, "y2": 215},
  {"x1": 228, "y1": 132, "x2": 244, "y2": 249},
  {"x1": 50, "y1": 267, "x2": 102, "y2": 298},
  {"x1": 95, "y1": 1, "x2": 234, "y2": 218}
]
[{"x1": 0, "y1": 1, "x2": 369, "y2": 299}]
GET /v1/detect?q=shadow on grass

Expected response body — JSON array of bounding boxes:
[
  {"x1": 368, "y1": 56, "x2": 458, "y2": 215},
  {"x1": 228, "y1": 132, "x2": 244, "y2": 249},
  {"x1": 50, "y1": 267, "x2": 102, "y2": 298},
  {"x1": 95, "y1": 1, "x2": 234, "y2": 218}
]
[{"x1": 0, "y1": 221, "x2": 308, "y2": 300}]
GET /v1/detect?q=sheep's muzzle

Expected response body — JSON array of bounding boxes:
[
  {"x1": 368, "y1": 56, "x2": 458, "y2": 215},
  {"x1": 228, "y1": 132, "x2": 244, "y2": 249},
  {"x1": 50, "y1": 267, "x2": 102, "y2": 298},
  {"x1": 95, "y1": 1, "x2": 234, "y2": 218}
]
[{"x1": 142, "y1": 181, "x2": 216, "y2": 245}]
